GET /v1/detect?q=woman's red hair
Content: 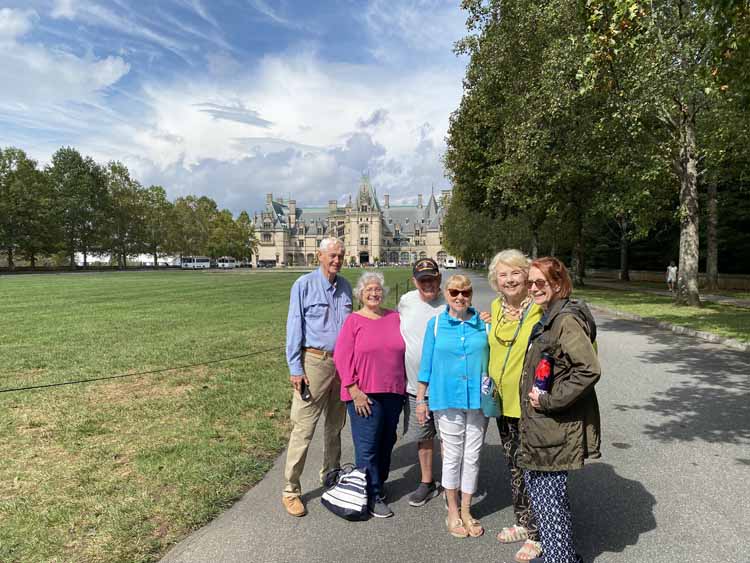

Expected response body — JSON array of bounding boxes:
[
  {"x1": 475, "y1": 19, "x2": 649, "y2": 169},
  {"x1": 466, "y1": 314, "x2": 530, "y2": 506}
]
[{"x1": 530, "y1": 257, "x2": 573, "y2": 298}]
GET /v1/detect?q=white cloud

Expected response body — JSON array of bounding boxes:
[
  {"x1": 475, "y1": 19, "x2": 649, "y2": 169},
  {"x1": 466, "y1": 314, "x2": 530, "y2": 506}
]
[
  {"x1": 0, "y1": 8, "x2": 130, "y2": 106},
  {"x1": 2, "y1": 1, "x2": 468, "y2": 214},
  {"x1": 51, "y1": 0, "x2": 76, "y2": 19},
  {"x1": 363, "y1": 0, "x2": 467, "y2": 61},
  {"x1": 0, "y1": 8, "x2": 36, "y2": 40},
  {"x1": 248, "y1": 0, "x2": 293, "y2": 27}
]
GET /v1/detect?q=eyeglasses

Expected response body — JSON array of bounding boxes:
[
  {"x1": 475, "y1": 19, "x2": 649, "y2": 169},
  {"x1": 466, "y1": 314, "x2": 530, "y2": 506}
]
[
  {"x1": 526, "y1": 279, "x2": 548, "y2": 290},
  {"x1": 447, "y1": 288, "x2": 472, "y2": 298},
  {"x1": 364, "y1": 288, "x2": 384, "y2": 294}
]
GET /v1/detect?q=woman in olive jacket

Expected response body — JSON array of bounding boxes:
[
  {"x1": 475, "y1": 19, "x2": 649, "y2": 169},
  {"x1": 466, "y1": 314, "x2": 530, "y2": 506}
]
[{"x1": 519, "y1": 257, "x2": 601, "y2": 563}]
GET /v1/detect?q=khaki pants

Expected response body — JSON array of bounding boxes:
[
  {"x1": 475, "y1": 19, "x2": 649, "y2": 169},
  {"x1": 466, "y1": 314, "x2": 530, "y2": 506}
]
[{"x1": 283, "y1": 352, "x2": 347, "y2": 498}]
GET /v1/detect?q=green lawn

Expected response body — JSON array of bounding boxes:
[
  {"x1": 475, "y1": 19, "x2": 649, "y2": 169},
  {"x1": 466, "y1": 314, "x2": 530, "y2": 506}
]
[
  {"x1": 0, "y1": 268, "x2": 414, "y2": 563},
  {"x1": 587, "y1": 278, "x2": 750, "y2": 300},
  {"x1": 574, "y1": 286, "x2": 750, "y2": 343}
]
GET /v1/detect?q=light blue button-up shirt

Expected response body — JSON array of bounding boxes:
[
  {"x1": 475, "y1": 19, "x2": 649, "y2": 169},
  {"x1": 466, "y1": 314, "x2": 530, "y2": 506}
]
[
  {"x1": 286, "y1": 268, "x2": 353, "y2": 375},
  {"x1": 417, "y1": 307, "x2": 489, "y2": 412}
]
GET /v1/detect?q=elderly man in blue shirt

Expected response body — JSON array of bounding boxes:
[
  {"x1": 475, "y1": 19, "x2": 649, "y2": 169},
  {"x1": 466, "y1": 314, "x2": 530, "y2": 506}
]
[{"x1": 282, "y1": 237, "x2": 353, "y2": 517}]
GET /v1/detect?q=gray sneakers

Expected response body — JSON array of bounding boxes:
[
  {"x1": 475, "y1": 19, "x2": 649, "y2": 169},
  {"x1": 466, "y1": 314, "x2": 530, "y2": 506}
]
[
  {"x1": 368, "y1": 496, "x2": 394, "y2": 518},
  {"x1": 408, "y1": 481, "x2": 440, "y2": 507}
]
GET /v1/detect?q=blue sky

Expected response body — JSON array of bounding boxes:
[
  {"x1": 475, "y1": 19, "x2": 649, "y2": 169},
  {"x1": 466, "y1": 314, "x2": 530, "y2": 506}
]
[{"x1": 0, "y1": 1, "x2": 469, "y2": 214}]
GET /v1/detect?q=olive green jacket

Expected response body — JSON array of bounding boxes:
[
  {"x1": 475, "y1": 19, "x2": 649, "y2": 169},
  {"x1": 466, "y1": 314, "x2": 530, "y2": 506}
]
[{"x1": 518, "y1": 298, "x2": 602, "y2": 472}]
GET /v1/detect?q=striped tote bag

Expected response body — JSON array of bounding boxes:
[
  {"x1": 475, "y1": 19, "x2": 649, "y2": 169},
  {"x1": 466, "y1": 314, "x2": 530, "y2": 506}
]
[{"x1": 321, "y1": 464, "x2": 368, "y2": 521}]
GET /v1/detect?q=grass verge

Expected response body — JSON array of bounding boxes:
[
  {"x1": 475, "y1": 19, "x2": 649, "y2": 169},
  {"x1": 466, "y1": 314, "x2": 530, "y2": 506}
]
[
  {"x1": 0, "y1": 268, "x2": 414, "y2": 563},
  {"x1": 574, "y1": 286, "x2": 750, "y2": 343}
]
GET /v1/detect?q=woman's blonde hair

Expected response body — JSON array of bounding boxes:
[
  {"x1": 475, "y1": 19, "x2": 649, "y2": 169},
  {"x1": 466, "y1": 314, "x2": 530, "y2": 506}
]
[
  {"x1": 488, "y1": 249, "x2": 530, "y2": 292},
  {"x1": 445, "y1": 274, "x2": 472, "y2": 290}
]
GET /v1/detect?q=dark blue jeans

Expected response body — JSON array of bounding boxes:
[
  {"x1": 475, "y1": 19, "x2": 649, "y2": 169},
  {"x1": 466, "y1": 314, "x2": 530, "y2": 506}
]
[{"x1": 347, "y1": 393, "x2": 404, "y2": 499}]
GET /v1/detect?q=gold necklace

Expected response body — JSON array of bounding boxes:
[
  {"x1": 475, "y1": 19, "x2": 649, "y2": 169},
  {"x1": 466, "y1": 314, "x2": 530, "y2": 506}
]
[{"x1": 501, "y1": 295, "x2": 531, "y2": 321}]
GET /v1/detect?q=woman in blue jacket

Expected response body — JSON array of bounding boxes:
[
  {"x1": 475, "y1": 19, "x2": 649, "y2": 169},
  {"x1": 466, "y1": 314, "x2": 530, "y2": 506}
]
[{"x1": 415, "y1": 274, "x2": 489, "y2": 539}]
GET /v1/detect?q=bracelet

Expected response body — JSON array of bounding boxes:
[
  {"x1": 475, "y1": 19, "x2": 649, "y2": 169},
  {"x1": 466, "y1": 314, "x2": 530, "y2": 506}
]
[{"x1": 416, "y1": 399, "x2": 428, "y2": 406}]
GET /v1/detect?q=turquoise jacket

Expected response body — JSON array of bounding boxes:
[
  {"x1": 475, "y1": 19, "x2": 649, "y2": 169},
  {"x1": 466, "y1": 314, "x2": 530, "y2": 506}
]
[{"x1": 417, "y1": 307, "x2": 489, "y2": 412}]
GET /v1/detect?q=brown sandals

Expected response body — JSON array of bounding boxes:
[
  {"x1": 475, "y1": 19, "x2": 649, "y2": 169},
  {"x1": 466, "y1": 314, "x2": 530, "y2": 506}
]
[
  {"x1": 461, "y1": 514, "x2": 484, "y2": 538},
  {"x1": 445, "y1": 516, "x2": 468, "y2": 538}
]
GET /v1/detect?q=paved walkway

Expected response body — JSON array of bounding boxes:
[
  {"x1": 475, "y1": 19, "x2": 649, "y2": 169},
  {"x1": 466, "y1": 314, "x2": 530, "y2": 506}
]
[
  {"x1": 161, "y1": 270, "x2": 750, "y2": 563},
  {"x1": 586, "y1": 279, "x2": 750, "y2": 309}
]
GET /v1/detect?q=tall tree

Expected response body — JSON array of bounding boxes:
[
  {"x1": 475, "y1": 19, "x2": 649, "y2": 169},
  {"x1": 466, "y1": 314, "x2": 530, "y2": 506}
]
[
  {"x1": 169, "y1": 195, "x2": 219, "y2": 257},
  {"x1": 47, "y1": 147, "x2": 108, "y2": 268},
  {"x1": 143, "y1": 185, "x2": 173, "y2": 268},
  {"x1": 584, "y1": 0, "x2": 733, "y2": 305},
  {"x1": 235, "y1": 210, "x2": 259, "y2": 263},
  {"x1": 104, "y1": 161, "x2": 146, "y2": 268},
  {"x1": 447, "y1": 0, "x2": 607, "y2": 281},
  {"x1": 0, "y1": 148, "x2": 56, "y2": 269}
]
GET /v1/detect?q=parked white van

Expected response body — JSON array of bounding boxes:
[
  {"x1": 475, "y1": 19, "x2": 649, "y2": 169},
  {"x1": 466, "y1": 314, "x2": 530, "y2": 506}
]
[
  {"x1": 181, "y1": 256, "x2": 211, "y2": 269},
  {"x1": 444, "y1": 256, "x2": 457, "y2": 269},
  {"x1": 217, "y1": 256, "x2": 236, "y2": 269}
]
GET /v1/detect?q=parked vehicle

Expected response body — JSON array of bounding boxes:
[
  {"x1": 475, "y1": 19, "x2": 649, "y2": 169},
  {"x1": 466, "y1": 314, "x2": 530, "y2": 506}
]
[
  {"x1": 181, "y1": 256, "x2": 211, "y2": 269},
  {"x1": 257, "y1": 260, "x2": 277, "y2": 268},
  {"x1": 444, "y1": 256, "x2": 457, "y2": 269},
  {"x1": 217, "y1": 256, "x2": 237, "y2": 269}
]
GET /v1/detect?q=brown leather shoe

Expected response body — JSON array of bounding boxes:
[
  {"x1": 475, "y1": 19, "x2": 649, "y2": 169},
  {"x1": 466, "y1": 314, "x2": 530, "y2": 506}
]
[{"x1": 282, "y1": 496, "x2": 306, "y2": 517}]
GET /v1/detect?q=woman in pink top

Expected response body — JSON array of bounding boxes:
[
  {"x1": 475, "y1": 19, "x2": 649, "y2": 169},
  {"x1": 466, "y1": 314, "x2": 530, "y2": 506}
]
[{"x1": 334, "y1": 271, "x2": 406, "y2": 519}]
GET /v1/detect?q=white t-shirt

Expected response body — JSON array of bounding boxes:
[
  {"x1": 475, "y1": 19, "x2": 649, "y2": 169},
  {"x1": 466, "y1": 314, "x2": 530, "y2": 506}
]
[
  {"x1": 667, "y1": 265, "x2": 677, "y2": 281},
  {"x1": 398, "y1": 289, "x2": 446, "y2": 396}
]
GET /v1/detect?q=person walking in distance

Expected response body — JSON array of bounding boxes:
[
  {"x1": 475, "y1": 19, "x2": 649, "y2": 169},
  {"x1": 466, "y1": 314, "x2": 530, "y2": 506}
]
[
  {"x1": 398, "y1": 258, "x2": 445, "y2": 507},
  {"x1": 666, "y1": 261, "x2": 678, "y2": 293},
  {"x1": 282, "y1": 238, "x2": 353, "y2": 517}
]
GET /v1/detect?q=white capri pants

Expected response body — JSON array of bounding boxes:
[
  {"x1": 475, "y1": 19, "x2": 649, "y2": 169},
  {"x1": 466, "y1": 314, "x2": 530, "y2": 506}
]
[{"x1": 436, "y1": 408, "x2": 488, "y2": 494}]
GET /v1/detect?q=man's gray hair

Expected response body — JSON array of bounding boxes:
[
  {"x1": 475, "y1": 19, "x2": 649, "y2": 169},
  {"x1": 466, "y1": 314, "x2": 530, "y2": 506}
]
[
  {"x1": 319, "y1": 237, "x2": 344, "y2": 252},
  {"x1": 354, "y1": 271, "x2": 389, "y2": 302}
]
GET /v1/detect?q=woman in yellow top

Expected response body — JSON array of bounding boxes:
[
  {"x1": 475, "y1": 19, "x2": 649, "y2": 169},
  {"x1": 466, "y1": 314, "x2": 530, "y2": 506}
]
[{"x1": 486, "y1": 249, "x2": 543, "y2": 563}]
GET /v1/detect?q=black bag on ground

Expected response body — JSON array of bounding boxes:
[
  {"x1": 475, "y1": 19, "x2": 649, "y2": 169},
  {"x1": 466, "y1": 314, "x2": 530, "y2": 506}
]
[{"x1": 321, "y1": 464, "x2": 368, "y2": 521}]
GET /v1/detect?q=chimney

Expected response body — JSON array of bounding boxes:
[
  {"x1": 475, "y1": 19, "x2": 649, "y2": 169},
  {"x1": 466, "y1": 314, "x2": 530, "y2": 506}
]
[
  {"x1": 329, "y1": 199, "x2": 338, "y2": 211},
  {"x1": 266, "y1": 193, "x2": 273, "y2": 206},
  {"x1": 288, "y1": 199, "x2": 296, "y2": 227},
  {"x1": 384, "y1": 194, "x2": 390, "y2": 208},
  {"x1": 418, "y1": 194, "x2": 423, "y2": 208}
]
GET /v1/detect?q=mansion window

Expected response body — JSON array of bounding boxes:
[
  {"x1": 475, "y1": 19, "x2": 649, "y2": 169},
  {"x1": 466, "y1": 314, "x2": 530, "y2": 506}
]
[
  {"x1": 360, "y1": 224, "x2": 369, "y2": 235},
  {"x1": 360, "y1": 237, "x2": 369, "y2": 246},
  {"x1": 262, "y1": 234, "x2": 271, "y2": 242}
]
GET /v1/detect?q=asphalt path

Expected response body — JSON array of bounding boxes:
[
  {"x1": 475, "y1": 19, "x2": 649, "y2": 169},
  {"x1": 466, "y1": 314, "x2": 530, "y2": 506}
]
[{"x1": 162, "y1": 269, "x2": 750, "y2": 563}]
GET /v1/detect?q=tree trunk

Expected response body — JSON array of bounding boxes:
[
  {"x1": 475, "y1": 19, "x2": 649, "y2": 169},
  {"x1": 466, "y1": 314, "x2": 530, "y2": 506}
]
[
  {"x1": 69, "y1": 250, "x2": 75, "y2": 270},
  {"x1": 7, "y1": 248, "x2": 14, "y2": 271},
  {"x1": 30, "y1": 253, "x2": 36, "y2": 269},
  {"x1": 572, "y1": 210, "x2": 585, "y2": 286},
  {"x1": 706, "y1": 180, "x2": 718, "y2": 291},
  {"x1": 83, "y1": 250, "x2": 88, "y2": 268},
  {"x1": 676, "y1": 109, "x2": 701, "y2": 306},
  {"x1": 550, "y1": 219, "x2": 558, "y2": 257},
  {"x1": 153, "y1": 249, "x2": 159, "y2": 269},
  {"x1": 617, "y1": 216, "x2": 630, "y2": 281},
  {"x1": 530, "y1": 228, "x2": 539, "y2": 259}
]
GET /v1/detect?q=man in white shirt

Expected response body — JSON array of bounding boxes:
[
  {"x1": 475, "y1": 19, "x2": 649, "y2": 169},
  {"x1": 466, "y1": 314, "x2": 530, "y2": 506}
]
[{"x1": 398, "y1": 258, "x2": 445, "y2": 506}]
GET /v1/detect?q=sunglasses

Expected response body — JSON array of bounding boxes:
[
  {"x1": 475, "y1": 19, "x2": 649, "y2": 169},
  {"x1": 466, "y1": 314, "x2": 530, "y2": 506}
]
[
  {"x1": 447, "y1": 288, "x2": 473, "y2": 298},
  {"x1": 526, "y1": 279, "x2": 548, "y2": 289}
]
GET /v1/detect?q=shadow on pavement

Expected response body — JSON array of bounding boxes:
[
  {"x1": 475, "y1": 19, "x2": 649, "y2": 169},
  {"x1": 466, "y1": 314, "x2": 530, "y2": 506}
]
[
  {"x1": 571, "y1": 462, "x2": 657, "y2": 561},
  {"x1": 598, "y1": 317, "x2": 750, "y2": 447}
]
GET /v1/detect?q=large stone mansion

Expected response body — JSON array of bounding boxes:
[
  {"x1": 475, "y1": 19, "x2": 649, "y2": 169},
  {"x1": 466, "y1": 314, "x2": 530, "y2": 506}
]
[{"x1": 253, "y1": 176, "x2": 451, "y2": 267}]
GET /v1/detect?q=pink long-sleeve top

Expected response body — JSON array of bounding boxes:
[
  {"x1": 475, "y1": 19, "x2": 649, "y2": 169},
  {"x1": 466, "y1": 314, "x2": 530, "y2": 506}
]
[{"x1": 333, "y1": 309, "x2": 407, "y2": 402}]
